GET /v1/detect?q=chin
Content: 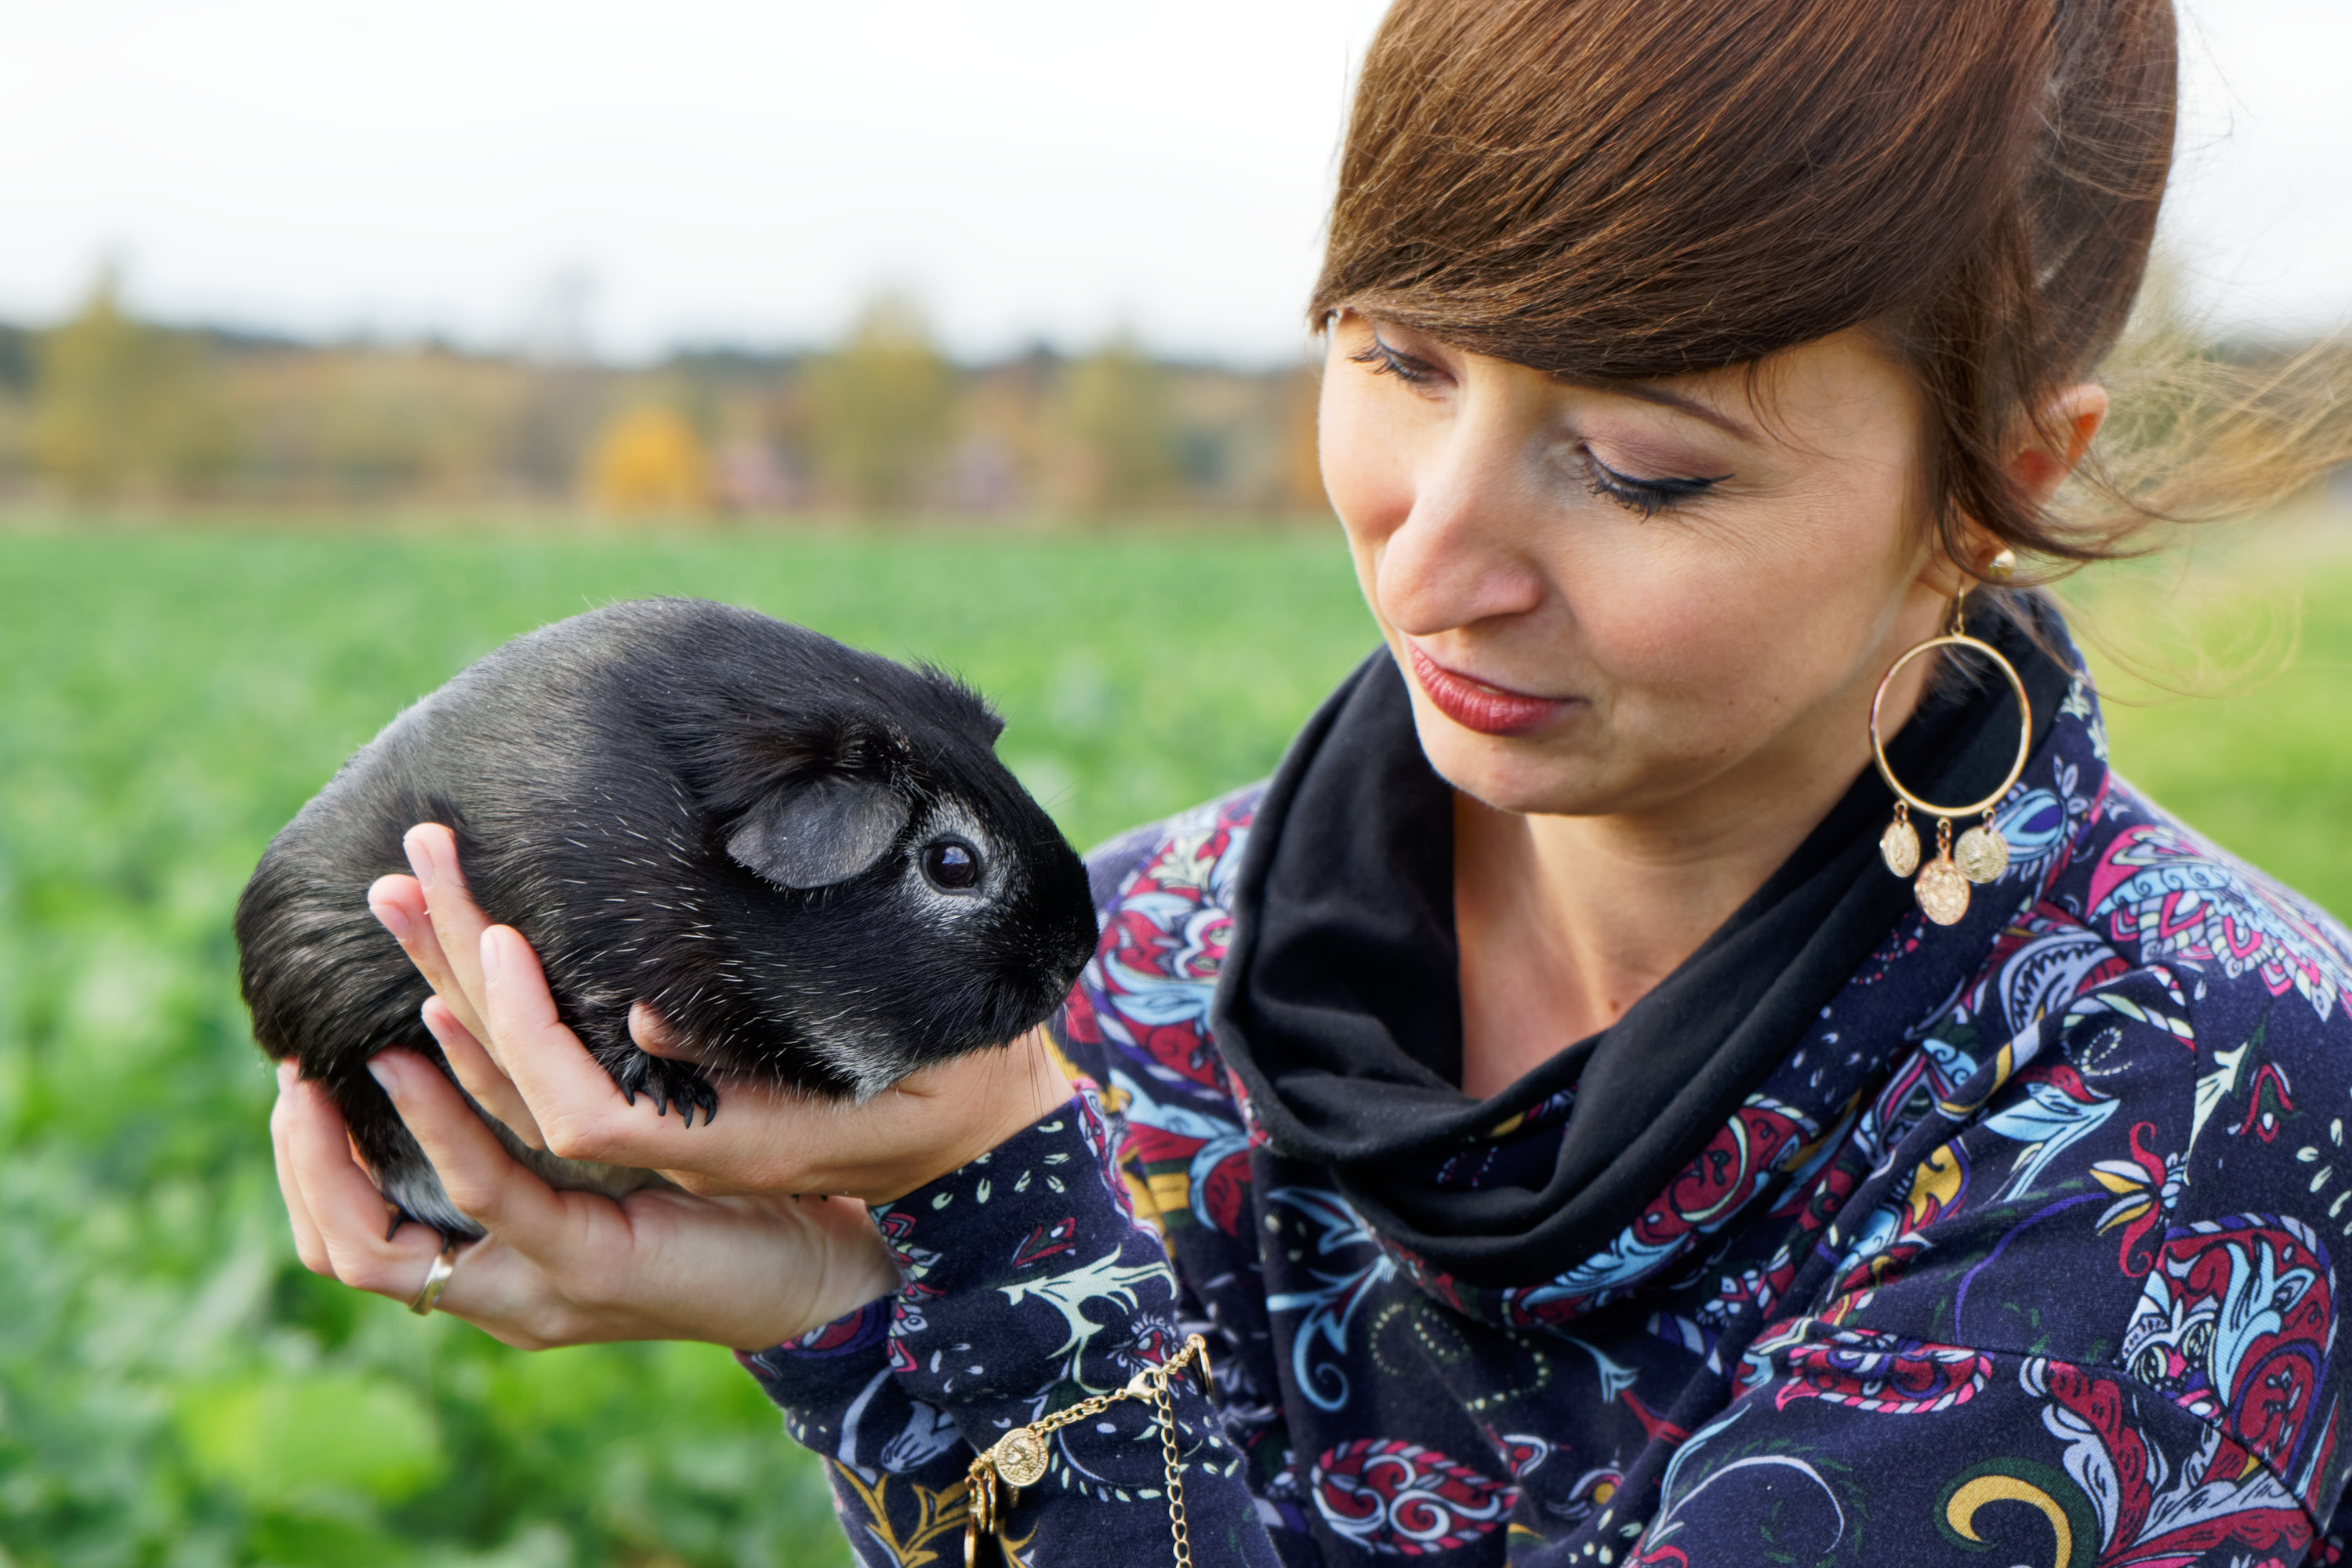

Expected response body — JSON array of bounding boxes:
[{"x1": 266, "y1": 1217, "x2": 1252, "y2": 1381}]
[{"x1": 1409, "y1": 710, "x2": 1615, "y2": 818}]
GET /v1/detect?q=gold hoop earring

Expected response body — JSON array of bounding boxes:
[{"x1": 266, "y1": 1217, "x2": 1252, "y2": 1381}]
[{"x1": 1868, "y1": 586, "x2": 2034, "y2": 926}]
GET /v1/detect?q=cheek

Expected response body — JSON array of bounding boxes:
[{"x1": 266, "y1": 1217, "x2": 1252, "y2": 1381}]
[
  {"x1": 1570, "y1": 484, "x2": 1922, "y2": 730},
  {"x1": 1317, "y1": 371, "x2": 1411, "y2": 606}
]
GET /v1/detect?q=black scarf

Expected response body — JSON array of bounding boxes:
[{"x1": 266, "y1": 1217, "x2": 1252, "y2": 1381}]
[{"x1": 1210, "y1": 611, "x2": 2074, "y2": 1288}]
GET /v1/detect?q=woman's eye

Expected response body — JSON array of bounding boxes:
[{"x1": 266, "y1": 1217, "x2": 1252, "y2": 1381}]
[
  {"x1": 920, "y1": 840, "x2": 983, "y2": 891},
  {"x1": 1582, "y1": 452, "x2": 1730, "y2": 520},
  {"x1": 1346, "y1": 332, "x2": 1436, "y2": 385}
]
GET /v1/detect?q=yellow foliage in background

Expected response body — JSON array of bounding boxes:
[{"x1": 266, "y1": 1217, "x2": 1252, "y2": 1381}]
[
  {"x1": 1050, "y1": 339, "x2": 1181, "y2": 515},
  {"x1": 32, "y1": 273, "x2": 233, "y2": 499},
  {"x1": 0, "y1": 270, "x2": 1334, "y2": 517},
  {"x1": 805, "y1": 296, "x2": 956, "y2": 510},
  {"x1": 585, "y1": 405, "x2": 710, "y2": 513}
]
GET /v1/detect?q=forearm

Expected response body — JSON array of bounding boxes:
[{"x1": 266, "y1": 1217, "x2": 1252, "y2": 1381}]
[
  {"x1": 746, "y1": 1090, "x2": 1284, "y2": 1566},
  {"x1": 739, "y1": 1301, "x2": 978, "y2": 1568}
]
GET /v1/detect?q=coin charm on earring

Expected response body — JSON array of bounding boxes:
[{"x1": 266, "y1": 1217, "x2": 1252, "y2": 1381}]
[
  {"x1": 1916, "y1": 856, "x2": 1969, "y2": 925},
  {"x1": 1954, "y1": 813, "x2": 2009, "y2": 884},
  {"x1": 1880, "y1": 802, "x2": 1921, "y2": 877},
  {"x1": 1867, "y1": 604, "x2": 2034, "y2": 936},
  {"x1": 1915, "y1": 819, "x2": 1969, "y2": 925}
]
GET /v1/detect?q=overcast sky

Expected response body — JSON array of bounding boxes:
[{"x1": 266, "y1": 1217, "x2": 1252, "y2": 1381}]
[{"x1": 0, "y1": 0, "x2": 2343, "y2": 363}]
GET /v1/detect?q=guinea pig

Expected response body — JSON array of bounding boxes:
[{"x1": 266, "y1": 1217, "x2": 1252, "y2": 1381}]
[{"x1": 237, "y1": 597, "x2": 1100, "y2": 1242}]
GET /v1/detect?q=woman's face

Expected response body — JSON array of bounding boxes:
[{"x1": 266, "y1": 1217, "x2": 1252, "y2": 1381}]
[{"x1": 1319, "y1": 311, "x2": 1957, "y2": 826}]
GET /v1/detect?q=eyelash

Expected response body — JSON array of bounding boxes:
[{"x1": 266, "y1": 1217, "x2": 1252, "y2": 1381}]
[
  {"x1": 1348, "y1": 333, "x2": 1432, "y2": 383},
  {"x1": 1349, "y1": 327, "x2": 1730, "y2": 519},
  {"x1": 1582, "y1": 455, "x2": 1730, "y2": 520}
]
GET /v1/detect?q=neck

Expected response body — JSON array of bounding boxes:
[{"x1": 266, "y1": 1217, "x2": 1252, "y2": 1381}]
[{"x1": 1452, "y1": 664, "x2": 1932, "y2": 1100}]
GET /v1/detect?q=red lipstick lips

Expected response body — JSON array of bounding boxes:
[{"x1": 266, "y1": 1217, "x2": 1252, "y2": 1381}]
[{"x1": 1406, "y1": 644, "x2": 1572, "y2": 736}]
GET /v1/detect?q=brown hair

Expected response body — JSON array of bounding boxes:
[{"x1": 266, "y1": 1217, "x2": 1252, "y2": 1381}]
[{"x1": 1311, "y1": 0, "x2": 2351, "y2": 573}]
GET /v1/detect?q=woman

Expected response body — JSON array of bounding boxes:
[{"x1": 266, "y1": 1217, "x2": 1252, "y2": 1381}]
[{"x1": 273, "y1": 0, "x2": 2352, "y2": 1562}]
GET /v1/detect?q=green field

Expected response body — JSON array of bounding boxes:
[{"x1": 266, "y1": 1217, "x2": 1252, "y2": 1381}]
[{"x1": 1, "y1": 522, "x2": 2346, "y2": 1567}]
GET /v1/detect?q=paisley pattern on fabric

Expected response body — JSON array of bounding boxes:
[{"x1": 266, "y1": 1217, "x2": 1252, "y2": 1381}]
[
  {"x1": 2122, "y1": 1214, "x2": 2338, "y2": 1475},
  {"x1": 1062, "y1": 791, "x2": 1260, "y2": 1238},
  {"x1": 741, "y1": 668, "x2": 2352, "y2": 1568},
  {"x1": 1308, "y1": 1440, "x2": 1516, "y2": 1555},
  {"x1": 2091, "y1": 822, "x2": 2352, "y2": 1023},
  {"x1": 1771, "y1": 1326, "x2": 1993, "y2": 1414},
  {"x1": 2014, "y1": 1356, "x2": 2314, "y2": 1566}
]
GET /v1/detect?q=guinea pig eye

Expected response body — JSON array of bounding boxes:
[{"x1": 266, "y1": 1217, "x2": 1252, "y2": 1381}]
[{"x1": 920, "y1": 839, "x2": 983, "y2": 892}]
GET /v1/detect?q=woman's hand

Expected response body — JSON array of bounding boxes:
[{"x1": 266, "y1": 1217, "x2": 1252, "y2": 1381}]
[
  {"x1": 369, "y1": 825, "x2": 1075, "y2": 1205},
  {"x1": 271, "y1": 1056, "x2": 901, "y2": 1349},
  {"x1": 270, "y1": 822, "x2": 1076, "y2": 1349}
]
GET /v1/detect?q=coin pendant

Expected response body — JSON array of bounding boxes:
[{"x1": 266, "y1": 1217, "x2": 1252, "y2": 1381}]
[
  {"x1": 1915, "y1": 855, "x2": 1969, "y2": 926},
  {"x1": 1880, "y1": 817, "x2": 1921, "y2": 878},
  {"x1": 993, "y1": 1426, "x2": 1050, "y2": 1489},
  {"x1": 1954, "y1": 825, "x2": 2010, "y2": 885}
]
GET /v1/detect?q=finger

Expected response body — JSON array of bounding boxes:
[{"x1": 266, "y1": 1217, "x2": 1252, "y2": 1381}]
[
  {"x1": 270, "y1": 1061, "x2": 332, "y2": 1273},
  {"x1": 481, "y1": 925, "x2": 807, "y2": 1180},
  {"x1": 477, "y1": 924, "x2": 709, "y2": 1163},
  {"x1": 422, "y1": 994, "x2": 546, "y2": 1149},
  {"x1": 629, "y1": 1000, "x2": 710, "y2": 1065},
  {"x1": 281, "y1": 1068, "x2": 445, "y2": 1298},
  {"x1": 371, "y1": 1049, "x2": 611, "y2": 1269},
  {"x1": 404, "y1": 823, "x2": 498, "y2": 1053},
  {"x1": 368, "y1": 872, "x2": 490, "y2": 1044},
  {"x1": 485, "y1": 922, "x2": 1069, "y2": 1200}
]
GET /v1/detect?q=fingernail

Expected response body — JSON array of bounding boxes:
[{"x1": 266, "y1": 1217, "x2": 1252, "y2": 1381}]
[
  {"x1": 404, "y1": 825, "x2": 441, "y2": 886},
  {"x1": 368, "y1": 893, "x2": 411, "y2": 942},
  {"x1": 368, "y1": 1054, "x2": 402, "y2": 1098},
  {"x1": 276, "y1": 1059, "x2": 296, "y2": 1091},
  {"x1": 479, "y1": 929, "x2": 503, "y2": 985}
]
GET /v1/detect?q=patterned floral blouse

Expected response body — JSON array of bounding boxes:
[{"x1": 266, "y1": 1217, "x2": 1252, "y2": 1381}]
[{"x1": 740, "y1": 659, "x2": 2352, "y2": 1568}]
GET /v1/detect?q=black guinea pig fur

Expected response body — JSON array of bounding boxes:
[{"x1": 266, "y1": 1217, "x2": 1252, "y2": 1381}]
[{"x1": 236, "y1": 597, "x2": 1100, "y2": 1241}]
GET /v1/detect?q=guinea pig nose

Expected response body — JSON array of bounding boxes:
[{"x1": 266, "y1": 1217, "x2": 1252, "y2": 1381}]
[{"x1": 920, "y1": 839, "x2": 983, "y2": 891}]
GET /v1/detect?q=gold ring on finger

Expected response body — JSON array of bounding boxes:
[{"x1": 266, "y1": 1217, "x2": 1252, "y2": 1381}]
[{"x1": 408, "y1": 1240, "x2": 461, "y2": 1316}]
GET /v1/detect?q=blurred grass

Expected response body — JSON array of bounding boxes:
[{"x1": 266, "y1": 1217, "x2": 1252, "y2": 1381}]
[
  {"x1": 0, "y1": 518, "x2": 2344, "y2": 1566},
  {"x1": 2069, "y1": 517, "x2": 2352, "y2": 923},
  {"x1": 0, "y1": 523, "x2": 1375, "y2": 1568}
]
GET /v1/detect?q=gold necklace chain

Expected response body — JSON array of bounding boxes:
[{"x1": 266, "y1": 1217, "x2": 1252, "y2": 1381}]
[{"x1": 964, "y1": 1334, "x2": 1214, "y2": 1568}]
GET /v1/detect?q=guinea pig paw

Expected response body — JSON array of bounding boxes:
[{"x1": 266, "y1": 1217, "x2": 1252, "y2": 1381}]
[{"x1": 608, "y1": 1049, "x2": 720, "y2": 1129}]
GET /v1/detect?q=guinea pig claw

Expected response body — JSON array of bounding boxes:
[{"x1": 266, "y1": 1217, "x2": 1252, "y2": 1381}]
[{"x1": 607, "y1": 1049, "x2": 718, "y2": 1130}]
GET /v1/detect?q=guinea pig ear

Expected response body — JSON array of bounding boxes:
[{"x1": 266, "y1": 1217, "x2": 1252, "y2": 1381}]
[{"x1": 725, "y1": 775, "x2": 912, "y2": 890}]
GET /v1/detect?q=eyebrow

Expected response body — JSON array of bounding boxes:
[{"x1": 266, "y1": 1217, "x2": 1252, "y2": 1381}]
[{"x1": 1548, "y1": 372, "x2": 1761, "y2": 444}]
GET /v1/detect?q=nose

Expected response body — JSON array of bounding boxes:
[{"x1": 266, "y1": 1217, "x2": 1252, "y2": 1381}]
[{"x1": 1372, "y1": 399, "x2": 1552, "y2": 644}]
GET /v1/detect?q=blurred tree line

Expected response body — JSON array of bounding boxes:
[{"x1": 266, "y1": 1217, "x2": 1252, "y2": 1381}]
[{"x1": 0, "y1": 278, "x2": 1327, "y2": 519}]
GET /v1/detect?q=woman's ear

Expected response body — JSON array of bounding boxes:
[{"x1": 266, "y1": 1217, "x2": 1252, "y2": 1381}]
[{"x1": 2010, "y1": 382, "x2": 2109, "y2": 508}]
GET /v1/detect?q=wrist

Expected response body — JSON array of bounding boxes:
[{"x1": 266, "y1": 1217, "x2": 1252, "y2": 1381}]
[
  {"x1": 808, "y1": 1204, "x2": 902, "y2": 1330},
  {"x1": 745, "y1": 1195, "x2": 899, "y2": 1350},
  {"x1": 980, "y1": 1028, "x2": 1078, "y2": 1154},
  {"x1": 874, "y1": 1087, "x2": 1178, "y2": 1421},
  {"x1": 863, "y1": 1028, "x2": 1073, "y2": 1204}
]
